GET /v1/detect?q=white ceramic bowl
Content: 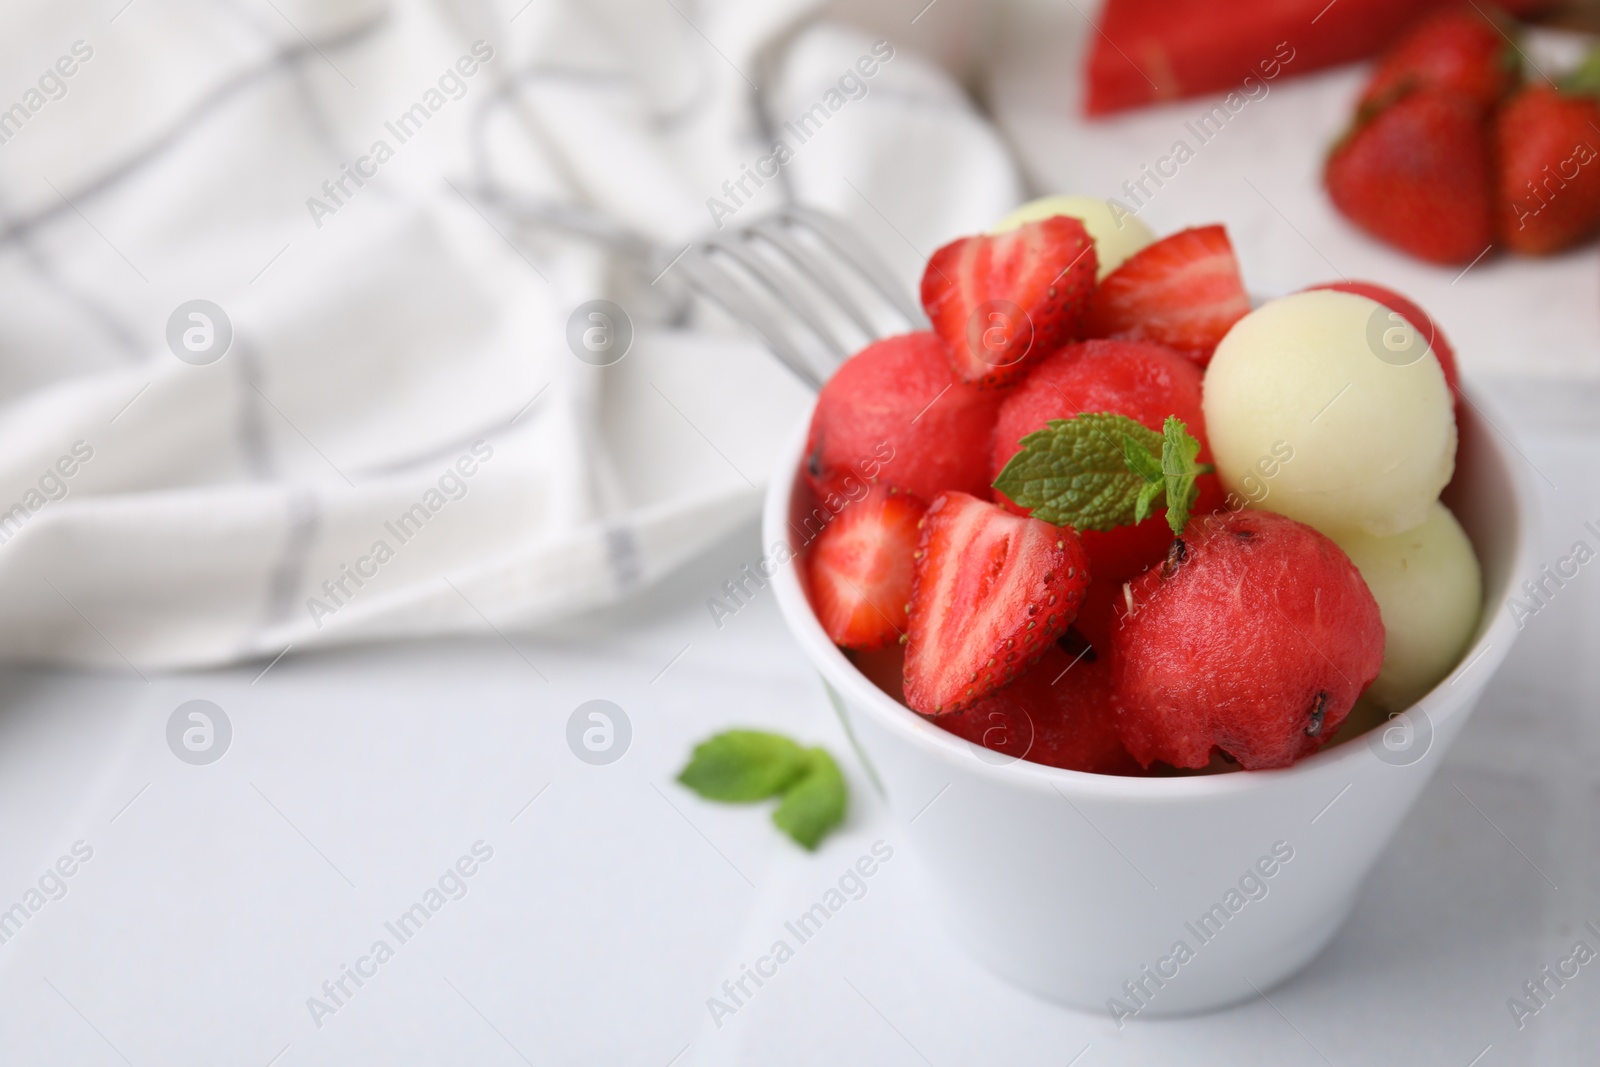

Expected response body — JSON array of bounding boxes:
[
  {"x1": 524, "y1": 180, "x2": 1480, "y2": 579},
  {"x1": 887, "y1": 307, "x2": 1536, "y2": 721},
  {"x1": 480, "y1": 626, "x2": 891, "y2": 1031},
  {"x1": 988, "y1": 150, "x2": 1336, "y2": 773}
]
[{"x1": 764, "y1": 386, "x2": 1532, "y2": 1017}]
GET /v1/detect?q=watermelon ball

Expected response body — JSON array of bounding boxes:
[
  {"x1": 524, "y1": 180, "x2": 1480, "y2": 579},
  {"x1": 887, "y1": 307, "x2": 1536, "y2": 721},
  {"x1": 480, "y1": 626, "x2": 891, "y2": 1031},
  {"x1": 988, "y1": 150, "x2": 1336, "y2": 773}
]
[
  {"x1": 992, "y1": 338, "x2": 1224, "y2": 585},
  {"x1": 1112, "y1": 508, "x2": 1384, "y2": 770},
  {"x1": 934, "y1": 643, "x2": 1142, "y2": 775},
  {"x1": 1333, "y1": 501, "x2": 1483, "y2": 711},
  {"x1": 1203, "y1": 290, "x2": 1456, "y2": 538},
  {"x1": 806, "y1": 332, "x2": 1001, "y2": 505}
]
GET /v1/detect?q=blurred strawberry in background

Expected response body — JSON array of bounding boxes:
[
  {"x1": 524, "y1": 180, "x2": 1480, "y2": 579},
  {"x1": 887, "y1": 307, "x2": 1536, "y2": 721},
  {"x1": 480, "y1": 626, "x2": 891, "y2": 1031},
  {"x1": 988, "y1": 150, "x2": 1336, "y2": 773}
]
[
  {"x1": 1316, "y1": 4, "x2": 1600, "y2": 262},
  {"x1": 1357, "y1": 7, "x2": 1521, "y2": 114},
  {"x1": 1324, "y1": 88, "x2": 1497, "y2": 264},
  {"x1": 1495, "y1": 59, "x2": 1600, "y2": 254}
]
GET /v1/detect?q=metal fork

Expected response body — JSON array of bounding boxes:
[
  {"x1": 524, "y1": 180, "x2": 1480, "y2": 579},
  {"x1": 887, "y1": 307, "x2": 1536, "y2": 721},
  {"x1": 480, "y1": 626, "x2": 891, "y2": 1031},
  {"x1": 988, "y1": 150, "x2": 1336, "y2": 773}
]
[
  {"x1": 473, "y1": 189, "x2": 921, "y2": 390},
  {"x1": 670, "y1": 205, "x2": 925, "y2": 389}
]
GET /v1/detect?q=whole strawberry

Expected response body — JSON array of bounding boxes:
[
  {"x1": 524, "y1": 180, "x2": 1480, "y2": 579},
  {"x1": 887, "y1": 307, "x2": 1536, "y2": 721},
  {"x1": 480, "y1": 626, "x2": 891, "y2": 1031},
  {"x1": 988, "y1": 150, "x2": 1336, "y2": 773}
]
[
  {"x1": 1360, "y1": 7, "x2": 1520, "y2": 115},
  {"x1": 1111, "y1": 509, "x2": 1384, "y2": 770},
  {"x1": 1326, "y1": 88, "x2": 1495, "y2": 264},
  {"x1": 1495, "y1": 82, "x2": 1600, "y2": 255}
]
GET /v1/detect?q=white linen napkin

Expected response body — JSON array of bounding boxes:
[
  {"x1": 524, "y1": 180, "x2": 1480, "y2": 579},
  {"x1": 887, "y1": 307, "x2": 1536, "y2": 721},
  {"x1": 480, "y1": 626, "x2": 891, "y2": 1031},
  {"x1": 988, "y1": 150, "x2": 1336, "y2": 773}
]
[{"x1": 0, "y1": 0, "x2": 1018, "y2": 669}]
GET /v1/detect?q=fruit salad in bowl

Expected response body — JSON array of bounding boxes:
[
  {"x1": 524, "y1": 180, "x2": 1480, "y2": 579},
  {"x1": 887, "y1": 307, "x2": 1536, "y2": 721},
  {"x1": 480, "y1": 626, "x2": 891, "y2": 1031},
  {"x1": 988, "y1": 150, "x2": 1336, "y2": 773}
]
[{"x1": 764, "y1": 196, "x2": 1532, "y2": 1014}]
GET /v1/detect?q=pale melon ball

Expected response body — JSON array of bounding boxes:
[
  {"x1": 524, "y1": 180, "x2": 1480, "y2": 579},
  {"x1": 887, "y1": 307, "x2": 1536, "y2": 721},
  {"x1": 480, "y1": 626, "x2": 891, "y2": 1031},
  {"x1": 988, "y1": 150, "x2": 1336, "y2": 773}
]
[
  {"x1": 993, "y1": 195, "x2": 1155, "y2": 278},
  {"x1": 1203, "y1": 290, "x2": 1456, "y2": 538},
  {"x1": 1334, "y1": 501, "x2": 1483, "y2": 711}
]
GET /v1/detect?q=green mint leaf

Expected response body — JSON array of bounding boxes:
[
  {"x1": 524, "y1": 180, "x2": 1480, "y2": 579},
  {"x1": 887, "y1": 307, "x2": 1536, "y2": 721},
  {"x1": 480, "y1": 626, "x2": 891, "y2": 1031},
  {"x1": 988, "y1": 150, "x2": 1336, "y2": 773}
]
[
  {"x1": 677, "y1": 732, "x2": 850, "y2": 850},
  {"x1": 1134, "y1": 479, "x2": 1163, "y2": 525},
  {"x1": 992, "y1": 413, "x2": 1166, "y2": 531},
  {"x1": 1123, "y1": 434, "x2": 1164, "y2": 525},
  {"x1": 772, "y1": 748, "x2": 847, "y2": 850},
  {"x1": 677, "y1": 730, "x2": 809, "y2": 802},
  {"x1": 1122, "y1": 434, "x2": 1163, "y2": 483},
  {"x1": 1159, "y1": 415, "x2": 1212, "y2": 536}
]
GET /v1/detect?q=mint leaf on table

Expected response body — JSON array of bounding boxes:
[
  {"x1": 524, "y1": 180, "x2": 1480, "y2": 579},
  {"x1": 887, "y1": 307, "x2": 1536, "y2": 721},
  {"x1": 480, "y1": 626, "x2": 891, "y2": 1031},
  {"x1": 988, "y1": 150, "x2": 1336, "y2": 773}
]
[
  {"x1": 677, "y1": 730, "x2": 809, "y2": 801},
  {"x1": 677, "y1": 731, "x2": 848, "y2": 850},
  {"x1": 992, "y1": 412, "x2": 1211, "y2": 536},
  {"x1": 771, "y1": 748, "x2": 846, "y2": 851}
]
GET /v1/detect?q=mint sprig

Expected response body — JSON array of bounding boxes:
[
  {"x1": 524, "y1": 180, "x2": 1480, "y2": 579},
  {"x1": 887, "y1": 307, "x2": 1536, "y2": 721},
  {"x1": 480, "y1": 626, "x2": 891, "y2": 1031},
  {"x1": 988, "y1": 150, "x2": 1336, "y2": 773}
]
[
  {"x1": 993, "y1": 413, "x2": 1212, "y2": 536},
  {"x1": 677, "y1": 730, "x2": 847, "y2": 850}
]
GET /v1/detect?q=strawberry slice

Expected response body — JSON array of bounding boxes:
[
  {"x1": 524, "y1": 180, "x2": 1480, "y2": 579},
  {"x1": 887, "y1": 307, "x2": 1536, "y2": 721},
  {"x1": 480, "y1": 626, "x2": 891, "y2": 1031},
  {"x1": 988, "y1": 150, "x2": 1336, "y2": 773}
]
[
  {"x1": 904, "y1": 492, "x2": 1090, "y2": 715},
  {"x1": 1084, "y1": 225, "x2": 1250, "y2": 366},
  {"x1": 920, "y1": 216, "x2": 1097, "y2": 388},
  {"x1": 808, "y1": 485, "x2": 928, "y2": 650}
]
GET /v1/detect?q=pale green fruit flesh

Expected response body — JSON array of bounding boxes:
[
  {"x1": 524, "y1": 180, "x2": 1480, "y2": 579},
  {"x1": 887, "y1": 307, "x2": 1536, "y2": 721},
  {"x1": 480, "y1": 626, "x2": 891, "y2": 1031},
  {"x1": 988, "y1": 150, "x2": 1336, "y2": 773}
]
[
  {"x1": 1335, "y1": 501, "x2": 1483, "y2": 711},
  {"x1": 1203, "y1": 289, "x2": 1455, "y2": 539},
  {"x1": 993, "y1": 195, "x2": 1155, "y2": 279}
]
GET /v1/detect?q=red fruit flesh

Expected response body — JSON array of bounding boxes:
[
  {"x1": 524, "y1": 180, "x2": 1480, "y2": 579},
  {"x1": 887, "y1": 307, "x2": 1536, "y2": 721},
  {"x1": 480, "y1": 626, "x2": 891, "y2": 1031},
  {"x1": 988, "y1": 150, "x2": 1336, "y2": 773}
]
[
  {"x1": 1325, "y1": 88, "x2": 1495, "y2": 265},
  {"x1": 1112, "y1": 510, "x2": 1384, "y2": 770},
  {"x1": 807, "y1": 485, "x2": 928, "y2": 650},
  {"x1": 921, "y1": 216, "x2": 1097, "y2": 388},
  {"x1": 905, "y1": 492, "x2": 1090, "y2": 715},
  {"x1": 935, "y1": 644, "x2": 1142, "y2": 775},
  {"x1": 806, "y1": 332, "x2": 1001, "y2": 504},
  {"x1": 1070, "y1": 577, "x2": 1125, "y2": 660},
  {"x1": 1495, "y1": 86, "x2": 1600, "y2": 255},
  {"x1": 1360, "y1": 8, "x2": 1519, "y2": 115},
  {"x1": 1084, "y1": 225, "x2": 1250, "y2": 366},
  {"x1": 1083, "y1": 0, "x2": 1543, "y2": 117},
  {"x1": 991, "y1": 339, "x2": 1223, "y2": 585},
  {"x1": 1308, "y1": 281, "x2": 1461, "y2": 397}
]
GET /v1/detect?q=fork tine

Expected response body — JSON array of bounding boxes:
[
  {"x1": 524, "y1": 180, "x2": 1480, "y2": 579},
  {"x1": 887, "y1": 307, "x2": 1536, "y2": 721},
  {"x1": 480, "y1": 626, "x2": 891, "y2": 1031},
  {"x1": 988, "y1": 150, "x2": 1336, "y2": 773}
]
[
  {"x1": 675, "y1": 250, "x2": 826, "y2": 390},
  {"x1": 703, "y1": 236, "x2": 851, "y2": 364},
  {"x1": 746, "y1": 217, "x2": 878, "y2": 339},
  {"x1": 782, "y1": 205, "x2": 926, "y2": 327}
]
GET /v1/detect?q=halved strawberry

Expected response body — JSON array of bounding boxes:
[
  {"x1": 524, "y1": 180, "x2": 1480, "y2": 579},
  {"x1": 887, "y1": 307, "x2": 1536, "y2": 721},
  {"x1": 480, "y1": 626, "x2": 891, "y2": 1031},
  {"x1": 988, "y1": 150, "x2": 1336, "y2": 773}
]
[
  {"x1": 808, "y1": 485, "x2": 929, "y2": 650},
  {"x1": 904, "y1": 492, "x2": 1090, "y2": 714},
  {"x1": 920, "y1": 216, "x2": 1097, "y2": 388},
  {"x1": 1083, "y1": 225, "x2": 1250, "y2": 366}
]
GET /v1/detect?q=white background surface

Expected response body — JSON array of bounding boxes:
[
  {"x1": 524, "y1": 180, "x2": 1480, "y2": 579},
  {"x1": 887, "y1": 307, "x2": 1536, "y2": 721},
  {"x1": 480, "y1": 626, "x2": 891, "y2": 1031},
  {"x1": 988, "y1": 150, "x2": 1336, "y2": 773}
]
[
  {"x1": 5, "y1": 0, "x2": 1600, "y2": 1064},
  {"x1": 0, "y1": 411, "x2": 1596, "y2": 1067}
]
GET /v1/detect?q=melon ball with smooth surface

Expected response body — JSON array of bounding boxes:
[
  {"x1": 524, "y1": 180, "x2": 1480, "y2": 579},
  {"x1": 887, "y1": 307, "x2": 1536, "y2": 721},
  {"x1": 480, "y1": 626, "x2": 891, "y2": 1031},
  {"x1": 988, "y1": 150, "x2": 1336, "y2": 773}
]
[
  {"x1": 993, "y1": 195, "x2": 1155, "y2": 278},
  {"x1": 1334, "y1": 501, "x2": 1483, "y2": 711},
  {"x1": 1203, "y1": 290, "x2": 1456, "y2": 538}
]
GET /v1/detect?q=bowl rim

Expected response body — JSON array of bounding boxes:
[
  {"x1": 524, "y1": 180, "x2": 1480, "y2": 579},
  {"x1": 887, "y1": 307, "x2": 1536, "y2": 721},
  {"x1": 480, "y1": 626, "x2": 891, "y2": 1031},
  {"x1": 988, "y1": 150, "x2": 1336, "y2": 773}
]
[{"x1": 763, "y1": 382, "x2": 1536, "y2": 800}]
